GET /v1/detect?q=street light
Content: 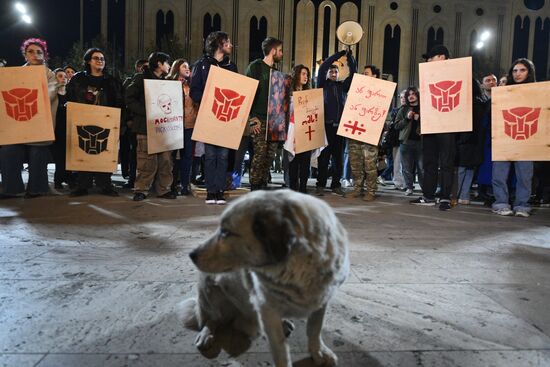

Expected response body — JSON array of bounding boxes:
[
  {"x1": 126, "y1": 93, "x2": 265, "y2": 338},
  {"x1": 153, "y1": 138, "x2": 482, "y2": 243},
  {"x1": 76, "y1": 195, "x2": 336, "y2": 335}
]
[
  {"x1": 21, "y1": 14, "x2": 32, "y2": 24},
  {"x1": 14, "y1": 2, "x2": 27, "y2": 14}
]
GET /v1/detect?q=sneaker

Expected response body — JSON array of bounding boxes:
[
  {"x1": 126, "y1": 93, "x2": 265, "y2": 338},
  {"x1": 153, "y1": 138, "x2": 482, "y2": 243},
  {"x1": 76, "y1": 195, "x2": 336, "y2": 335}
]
[
  {"x1": 158, "y1": 191, "x2": 177, "y2": 199},
  {"x1": 410, "y1": 197, "x2": 435, "y2": 206},
  {"x1": 100, "y1": 187, "x2": 119, "y2": 197},
  {"x1": 345, "y1": 188, "x2": 363, "y2": 198},
  {"x1": 405, "y1": 189, "x2": 413, "y2": 196},
  {"x1": 54, "y1": 182, "x2": 64, "y2": 190},
  {"x1": 205, "y1": 193, "x2": 216, "y2": 204},
  {"x1": 363, "y1": 193, "x2": 376, "y2": 202},
  {"x1": 458, "y1": 199, "x2": 470, "y2": 205},
  {"x1": 514, "y1": 210, "x2": 530, "y2": 218},
  {"x1": 492, "y1": 208, "x2": 514, "y2": 216},
  {"x1": 439, "y1": 201, "x2": 451, "y2": 211},
  {"x1": 377, "y1": 176, "x2": 387, "y2": 186},
  {"x1": 331, "y1": 187, "x2": 345, "y2": 196},
  {"x1": 181, "y1": 187, "x2": 191, "y2": 196},
  {"x1": 133, "y1": 192, "x2": 146, "y2": 201},
  {"x1": 215, "y1": 193, "x2": 226, "y2": 205},
  {"x1": 70, "y1": 188, "x2": 89, "y2": 197},
  {"x1": 315, "y1": 187, "x2": 325, "y2": 196}
]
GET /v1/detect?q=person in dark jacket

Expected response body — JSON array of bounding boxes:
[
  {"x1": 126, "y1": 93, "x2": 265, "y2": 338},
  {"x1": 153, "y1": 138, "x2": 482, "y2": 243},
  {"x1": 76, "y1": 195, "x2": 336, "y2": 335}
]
[
  {"x1": 190, "y1": 31, "x2": 238, "y2": 205},
  {"x1": 66, "y1": 48, "x2": 122, "y2": 197},
  {"x1": 315, "y1": 49, "x2": 356, "y2": 196},
  {"x1": 126, "y1": 52, "x2": 177, "y2": 201},
  {"x1": 455, "y1": 79, "x2": 489, "y2": 204}
]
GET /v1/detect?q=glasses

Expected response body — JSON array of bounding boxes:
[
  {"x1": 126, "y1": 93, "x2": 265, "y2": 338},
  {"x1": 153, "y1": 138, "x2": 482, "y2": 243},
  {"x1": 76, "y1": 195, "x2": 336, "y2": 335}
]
[
  {"x1": 26, "y1": 49, "x2": 44, "y2": 55},
  {"x1": 91, "y1": 56, "x2": 105, "y2": 62}
]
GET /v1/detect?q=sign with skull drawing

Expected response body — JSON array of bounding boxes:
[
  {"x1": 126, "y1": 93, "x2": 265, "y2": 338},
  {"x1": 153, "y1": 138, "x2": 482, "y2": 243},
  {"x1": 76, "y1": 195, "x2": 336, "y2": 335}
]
[
  {"x1": 144, "y1": 79, "x2": 184, "y2": 154},
  {"x1": 66, "y1": 102, "x2": 121, "y2": 172},
  {"x1": 192, "y1": 66, "x2": 259, "y2": 149},
  {"x1": 0, "y1": 65, "x2": 54, "y2": 145},
  {"x1": 492, "y1": 81, "x2": 550, "y2": 161},
  {"x1": 419, "y1": 57, "x2": 472, "y2": 134}
]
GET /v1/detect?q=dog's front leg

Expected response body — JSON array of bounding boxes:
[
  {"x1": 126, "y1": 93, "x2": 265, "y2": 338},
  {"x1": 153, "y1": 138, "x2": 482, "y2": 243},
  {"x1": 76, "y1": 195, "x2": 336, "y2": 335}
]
[
  {"x1": 307, "y1": 305, "x2": 337, "y2": 366},
  {"x1": 260, "y1": 305, "x2": 292, "y2": 367}
]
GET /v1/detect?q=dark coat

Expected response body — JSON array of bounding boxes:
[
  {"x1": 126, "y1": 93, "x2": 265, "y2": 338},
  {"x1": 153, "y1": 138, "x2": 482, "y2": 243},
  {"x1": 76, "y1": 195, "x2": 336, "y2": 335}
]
[
  {"x1": 66, "y1": 71, "x2": 123, "y2": 109},
  {"x1": 124, "y1": 68, "x2": 163, "y2": 135},
  {"x1": 190, "y1": 55, "x2": 238, "y2": 104},
  {"x1": 456, "y1": 96, "x2": 489, "y2": 167}
]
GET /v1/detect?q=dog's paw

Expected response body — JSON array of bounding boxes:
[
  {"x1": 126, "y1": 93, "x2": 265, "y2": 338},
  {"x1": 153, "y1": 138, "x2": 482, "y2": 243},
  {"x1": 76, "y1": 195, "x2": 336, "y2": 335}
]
[
  {"x1": 195, "y1": 328, "x2": 221, "y2": 359},
  {"x1": 282, "y1": 319, "x2": 295, "y2": 338},
  {"x1": 310, "y1": 344, "x2": 338, "y2": 366}
]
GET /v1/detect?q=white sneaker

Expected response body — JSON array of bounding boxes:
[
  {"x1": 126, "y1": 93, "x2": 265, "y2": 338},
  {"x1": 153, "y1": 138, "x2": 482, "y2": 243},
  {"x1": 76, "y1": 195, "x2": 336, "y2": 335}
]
[
  {"x1": 458, "y1": 199, "x2": 470, "y2": 205},
  {"x1": 377, "y1": 176, "x2": 386, "y2": 186},
  {"x1": 492, "y1": 208, "x2": 514, "y2": 216},
  {"x1": 514, "y1": 210, "x2": 530, "y2": 218},
  {"x1": 405, "y1": 189, "x2": 413, "y2": 196}
]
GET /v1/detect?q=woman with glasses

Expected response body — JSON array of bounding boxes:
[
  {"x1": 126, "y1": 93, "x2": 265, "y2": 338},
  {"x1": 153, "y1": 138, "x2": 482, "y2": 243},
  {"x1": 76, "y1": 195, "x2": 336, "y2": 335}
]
[
  {"x1": 0, "y1": 38, "x2": 62, "y2": 198},
  {"x1": 66, "y1": 48, "x2": 123, "y2": 197}
]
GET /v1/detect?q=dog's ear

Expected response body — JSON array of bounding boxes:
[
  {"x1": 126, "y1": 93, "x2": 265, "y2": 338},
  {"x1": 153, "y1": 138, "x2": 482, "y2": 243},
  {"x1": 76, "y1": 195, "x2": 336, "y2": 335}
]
[{"x1": 252, "y1": 205, "x2": 296, "y2": 264}]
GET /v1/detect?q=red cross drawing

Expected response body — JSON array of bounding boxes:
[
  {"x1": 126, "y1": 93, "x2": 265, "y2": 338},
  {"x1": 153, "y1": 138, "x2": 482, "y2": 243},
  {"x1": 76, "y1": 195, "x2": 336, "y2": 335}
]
[
  {"x1": 305, "y1": 125, "x2": 315, "y2": 141},
  {"x1": 343, "y1": 120, "x2": 366, "y2": 135}
]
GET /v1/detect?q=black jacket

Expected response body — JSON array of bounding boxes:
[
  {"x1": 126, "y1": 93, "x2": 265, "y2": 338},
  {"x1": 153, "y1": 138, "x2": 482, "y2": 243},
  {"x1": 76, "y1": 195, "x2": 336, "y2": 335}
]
[
  {"x1": 66, "y1": 71, "x2": 123, "y2": 109},
  {"x1": 124, "y1": 68, "x2": 163, "y2": 135},
  {"x1": 190, "y1": 55, "x2": 238, "y2": 104},
  {"x1": 316, "y1": 50, "x2": 357, "y2": 124},
  {"x1": 456, "y1": 96, "x2": 490, "y2": 167}
]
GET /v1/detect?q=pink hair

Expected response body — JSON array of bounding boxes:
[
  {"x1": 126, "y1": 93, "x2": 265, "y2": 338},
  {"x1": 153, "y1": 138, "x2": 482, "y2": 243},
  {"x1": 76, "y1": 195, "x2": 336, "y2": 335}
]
[{"x1": 20, "y1": 38, "x2": 49, "y2": 60}]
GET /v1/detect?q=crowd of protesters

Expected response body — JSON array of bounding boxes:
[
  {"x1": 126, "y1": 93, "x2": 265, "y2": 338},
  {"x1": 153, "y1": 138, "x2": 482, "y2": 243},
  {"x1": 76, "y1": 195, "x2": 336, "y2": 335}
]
[{"x1": 0, "y1": 36, "x2": 548, "y2": 218}]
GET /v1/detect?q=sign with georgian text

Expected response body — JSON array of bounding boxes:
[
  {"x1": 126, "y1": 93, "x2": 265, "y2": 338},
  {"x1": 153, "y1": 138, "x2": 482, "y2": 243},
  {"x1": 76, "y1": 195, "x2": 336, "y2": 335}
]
[
  {"x1": 66, "y1": 102, "x2": 121, "y2": 172},
  {"x1": 337, "y1": 73, "x2": 397, "y2": 145},
  {"x1": 0, "y1": 66, "x2": 54, "y2": 145},
  {"x1": 144, "y1": 79, "x2": 184, "y2": 154},
  {"x1": 292, "y1": 88, "x2": 326, "y2": 154},
  {"x1": 492, "y1": 81, "x2": 550, "y2": 161},
  {"x1": 419, "y1": 57, "x2": 472, "y2": 134},
  {"x1": 192, "y1": 67, "x2": 259, "y2": 150}
]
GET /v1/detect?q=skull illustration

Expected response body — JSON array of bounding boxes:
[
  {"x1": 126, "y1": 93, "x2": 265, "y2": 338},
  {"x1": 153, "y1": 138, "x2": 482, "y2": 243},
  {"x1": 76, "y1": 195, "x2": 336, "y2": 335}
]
[
  {"x1": 212, "y1": 87, "x2": 245, "y2": 122},
  {"x1": 428, "y1": 80, "x2": 463, "y2": 112},
  {"x1": 76, "y1": 125, "x2": 110, "y2": 154},
  {"x1": 502, "y1": 107, "x2": 541, "y2": 140},
  {"x1": 1, "y1": 88, "x2": 39, "y2": 121},
  {"x1": 157, "y1": 94, "x2": 172, "y2": 115}
]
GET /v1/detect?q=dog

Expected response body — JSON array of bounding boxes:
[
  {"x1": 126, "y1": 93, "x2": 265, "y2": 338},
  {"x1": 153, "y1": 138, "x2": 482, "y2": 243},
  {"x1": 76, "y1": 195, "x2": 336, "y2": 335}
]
[{"x1": 181, "y1": 189, "x2": 349, "y2": 367}]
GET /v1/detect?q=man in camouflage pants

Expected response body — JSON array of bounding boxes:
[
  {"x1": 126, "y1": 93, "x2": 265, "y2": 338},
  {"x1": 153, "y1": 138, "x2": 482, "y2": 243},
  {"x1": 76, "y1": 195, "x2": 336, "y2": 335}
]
[{"x1": 346, "y1": 65, "x2": 382, "y2": 201}]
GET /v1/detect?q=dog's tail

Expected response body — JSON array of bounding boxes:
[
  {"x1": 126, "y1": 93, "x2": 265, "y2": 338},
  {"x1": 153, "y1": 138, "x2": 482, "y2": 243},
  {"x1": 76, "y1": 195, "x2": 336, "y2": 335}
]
[{"x1": 178, "y1": 298, "x2": 200, "y2": 331}]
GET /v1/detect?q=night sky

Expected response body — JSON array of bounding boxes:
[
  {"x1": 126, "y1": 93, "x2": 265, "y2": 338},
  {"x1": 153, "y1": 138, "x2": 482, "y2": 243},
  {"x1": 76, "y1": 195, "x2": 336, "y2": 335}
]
[{"x1": 0, "y1": 0, "x2": 80, "y2": 66}]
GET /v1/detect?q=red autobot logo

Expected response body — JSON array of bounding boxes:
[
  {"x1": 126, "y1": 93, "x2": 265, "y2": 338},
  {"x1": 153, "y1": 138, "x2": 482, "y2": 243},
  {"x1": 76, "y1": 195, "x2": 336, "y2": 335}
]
[
  {"x1": 502, "y1": 107, "x2": 541, "y2": 140},
  {"x1": 1, "y1": 88, "x2": 39, "y2": 121},
  {"x1": 212, "y1": 87, "x2": 245, "y2": 122},
  {"x1": 428, "y1": 80, "x2": 462, "y2": 112}
]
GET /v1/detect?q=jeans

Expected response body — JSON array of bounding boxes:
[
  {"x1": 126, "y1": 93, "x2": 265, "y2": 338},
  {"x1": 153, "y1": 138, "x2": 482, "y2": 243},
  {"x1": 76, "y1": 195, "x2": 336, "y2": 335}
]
[
  {"x1": 176, "y1": 128, "x2": 194, "y2": 190},
  {"x1": 205, "y1": 143, "x2": 229, "y2": 193},
  {"x1": 0, "y1": 144, "x2": 50, "y2": 195},
  {"x1": 457, "y1": 167, "x2": 475, "y2": 200},
  {"x1": 422, "y1": 133, "x2": 455, "y2": 200},
  {"x1": 400, "y1": 141, "x2": 423, "y2": 191},
  {"x1": 392, "y1": 145, "x2": 405, "y2": 188},
  {"x1": 492, "y1": 161, "x2": 533, "y2": 212},
  {"x1": 317, "y1": 124, "x2": 343, "y2": 189}
]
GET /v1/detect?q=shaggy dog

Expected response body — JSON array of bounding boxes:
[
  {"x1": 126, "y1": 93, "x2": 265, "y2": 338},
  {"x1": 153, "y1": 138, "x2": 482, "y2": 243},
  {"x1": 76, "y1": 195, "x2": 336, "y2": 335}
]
[{"x1": 181, "y1": 189, "x2": 349, "y2": 367}]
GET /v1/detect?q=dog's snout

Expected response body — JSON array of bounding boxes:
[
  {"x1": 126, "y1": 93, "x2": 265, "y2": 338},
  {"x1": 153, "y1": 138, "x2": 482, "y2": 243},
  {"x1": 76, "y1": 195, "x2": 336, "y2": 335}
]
[{"x1": 189, "y1": 250, "x2": 198, "y2": 264}]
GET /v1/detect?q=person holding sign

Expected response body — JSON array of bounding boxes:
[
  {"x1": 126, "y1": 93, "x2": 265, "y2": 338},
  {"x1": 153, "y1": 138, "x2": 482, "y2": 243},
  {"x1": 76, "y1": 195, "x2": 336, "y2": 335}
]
[
  {"x1": 190, "y1": 31, "x2": 238, "y2": 204},
  {"x1": 126, "y1": 52, "x2": 176, "y2": 201},
  {"x1": 491, "y1": 58, "x2": 537, "y2": 217},
  {"x1": 0, "y1": 38, "x2": 60, "y2": 198},
  {"x1": 346, "y1": 65, "x2": 382, "y2": 202},
  {"x1": 315, "y1": 49, "x2": 356, "y2": 196},
  {"x1": 66, "y1": 48, "x2": 123, "y2": 197},
  {"x1": 287, "y1": 65, "x2": 312, "y2": 193},
  {"x1": 410, "y1": 45, "x2": 455, "y2": 211}
]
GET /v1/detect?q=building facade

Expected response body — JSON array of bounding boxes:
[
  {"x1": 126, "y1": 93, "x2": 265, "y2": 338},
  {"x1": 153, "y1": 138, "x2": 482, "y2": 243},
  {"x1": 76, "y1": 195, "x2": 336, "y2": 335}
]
[{"x1": 85, "y1": 0, "x2": 550, "y2": 89}]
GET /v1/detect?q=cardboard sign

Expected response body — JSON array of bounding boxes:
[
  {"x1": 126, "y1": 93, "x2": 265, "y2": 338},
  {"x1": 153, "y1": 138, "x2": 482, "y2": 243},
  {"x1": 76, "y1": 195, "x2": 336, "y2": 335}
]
[
  {"x1": 337, "y1": 74, "x2": 397, "y2": 145},
  {"x1": 419, "y1": 57, "x2": 473, "y2": 134},
  {"x1": 192, "y1": 67, "x2": 259, "y2": 150},
  {"x1": 0, "y1": 66, "x2": 54, "y2": 145},
  {"x1": 266, "y1": 70, "x2": 288, "y2": 142},
  {"x1": 492, "y1": 81, "x2": 550, "y2": 161},
  {"x1": 66, "y1": 102, "x2": 121, "y2": 172},
  {"x1": 144, "y1": 79, "x2": 184, "y2": 154},
  {"x1": 292, "y1": 89, "x2": 326, "y2": 154}
]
